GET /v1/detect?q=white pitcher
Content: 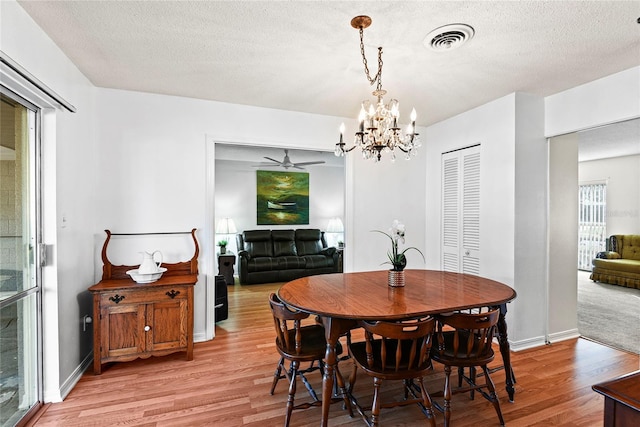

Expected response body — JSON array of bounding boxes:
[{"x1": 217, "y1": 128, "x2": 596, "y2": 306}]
[{"x1": 138, "y1": 250, "x2": 163, "y2": 274}]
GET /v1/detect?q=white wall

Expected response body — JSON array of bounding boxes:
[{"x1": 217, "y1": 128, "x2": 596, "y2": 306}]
[
  {"x1": 546, "y1": 67, "x2": 640, "y2": 136},
  {"x1": 214, "y1": 157, "x2": 345, "y2": 254},
  {"x1": 580, "y1": 155, "x2": 640, "y2": 235},
  {"x1": 1, "y1": 0, "x2": 97, "y2": 401},
  {"x1": 548, "y1": 133, "x2": 580, "y2": 341},
  {"x1": 347, "y1": 143, "x2": 428, "y2": 273},
  {"x1": 425, "y1": 93, "x2": 548, "y2": 349},
  {"x1": 513, "y1": 93, "x2": 548, "y2": 347}
]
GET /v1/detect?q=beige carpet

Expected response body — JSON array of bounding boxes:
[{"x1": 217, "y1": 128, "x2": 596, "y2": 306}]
[{"x1": 578, "y1": 270, "x2": 640, "y2": 354}]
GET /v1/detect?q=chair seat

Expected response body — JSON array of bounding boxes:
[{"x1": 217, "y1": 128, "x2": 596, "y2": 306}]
[
  {"x1": 430, "y1": 331, "x2": 495, "y2": 367},
  {"x1": 277, "y1": 324, "x2": 342, "y2": 361},
  {"x1": 350, "y1": 338, "x2": 432, "y2": 380}
]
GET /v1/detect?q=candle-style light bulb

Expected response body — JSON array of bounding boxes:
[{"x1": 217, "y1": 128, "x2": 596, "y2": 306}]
[
  {"x1": 358, "y1": 107, "x2": 366, "y2": 132},
  {"x1": 368, "y1": 104, "x2": 376, "y2": 129},
  {"x1": 339, "y1": 122, "x2": 345, "y2": 143},
  {"x1": 410, "y1": 108, "x2": 417, "y2": 123},
  {"x1": 391, "y1": 103, "x2": 399, "y2": 128}
]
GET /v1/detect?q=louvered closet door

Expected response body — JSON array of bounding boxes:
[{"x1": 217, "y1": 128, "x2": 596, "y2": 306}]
[{"x1": 441, "y1": 145, "x2": 481, "y2": 274}]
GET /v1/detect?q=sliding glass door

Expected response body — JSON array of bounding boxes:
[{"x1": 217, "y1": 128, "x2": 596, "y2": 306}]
[{"x1": 0, "y1": 91, "x2": 42, "y2": 426}]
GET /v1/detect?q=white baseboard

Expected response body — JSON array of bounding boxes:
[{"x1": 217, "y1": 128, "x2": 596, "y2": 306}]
[
  {"x1": 508, "y1": 328, "x2": 581, "y2": 352},
  {"x1": 45, "y1": 351, "x2": 93, "y2": 402},
  {"x1": 548, "y1": 328, "x2": 581, "y2": 343},
  {"x1": 509, "y1": 335, "x2": 547, "y2": 352},
  {"x1": 194, "y1": 331, "x2": 210, "y2": 342}
]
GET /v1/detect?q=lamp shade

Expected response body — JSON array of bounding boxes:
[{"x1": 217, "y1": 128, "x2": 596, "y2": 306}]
[
  {"x1": 326, "y1": 218, "x2": 344, "y2": 233},
  {"x1": 216, "y1": 218, "x2": 237, "y2": 234}
]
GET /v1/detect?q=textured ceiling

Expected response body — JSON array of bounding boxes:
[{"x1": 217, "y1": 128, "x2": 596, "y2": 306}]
[{"x1": 17, "y1": 0, "x2": 640, "y2": 159}]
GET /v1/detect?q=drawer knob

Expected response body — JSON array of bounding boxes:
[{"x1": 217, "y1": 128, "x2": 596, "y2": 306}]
[
  {"x1": 109, "y1": 294, "x2": 125, "y2": 304},
  {"x1": 166, "y1": 290, "x2": 181, "y2": 299},
  {"x1": 144, "y1": 325, "x2": 151, "y2": 332}
]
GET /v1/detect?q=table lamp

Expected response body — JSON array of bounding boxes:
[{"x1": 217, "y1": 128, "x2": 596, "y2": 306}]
[{"x1": 216, "y1": 218, "x2": 237, "y2": 254}]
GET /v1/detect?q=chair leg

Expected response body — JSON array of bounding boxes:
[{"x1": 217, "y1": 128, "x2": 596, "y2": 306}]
[
  {"x1": 348, "y1": 360, "x2": 358, "y2": 394},
  {"x1": 371, "y1": 377, "x2": 383, "y2": 427},
  {"x1": 299, "y1": 371, "x2": 319, "y2": 401},
  {"x1": 443, "y1": 365, "x2": 452, "y2": 427},
  {"x1": 469, "y1": 366, "x2": 476, "y2": 400},
  {"x1": 284, "y1": 360, "x2": 299, "y2": 427},
  {"x1": 481, "y1": 365, "x2": 505, "y2": 426},
  {"x1": 416, "y1": 377, "x2": 437, "y2": 427},
  {"x1": 335, "y1": 364, "x2": 354, "y2": 417},
  {"x1": 270, "y1": 357, "x2": 285, "y2": 395}
]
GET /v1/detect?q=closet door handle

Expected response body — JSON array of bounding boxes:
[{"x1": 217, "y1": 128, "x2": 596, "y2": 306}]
[{"x1": 144, "y1": 325, "x2": 151, "y2": 332}]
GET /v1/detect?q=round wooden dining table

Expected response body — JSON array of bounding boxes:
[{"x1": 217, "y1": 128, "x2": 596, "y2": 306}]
[{"x1": 278, "y1": 269, "x2": 517, "y2": 427}]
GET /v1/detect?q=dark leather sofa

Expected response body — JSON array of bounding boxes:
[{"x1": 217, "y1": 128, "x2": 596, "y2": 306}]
[{"x1": 236, "y1": 229, "x2": 339, "y2": 285}]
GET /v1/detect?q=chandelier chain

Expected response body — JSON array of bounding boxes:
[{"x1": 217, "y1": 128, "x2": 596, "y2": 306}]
[{"x1": 358, "y1": 27, "x2": 383, "y2": 90}]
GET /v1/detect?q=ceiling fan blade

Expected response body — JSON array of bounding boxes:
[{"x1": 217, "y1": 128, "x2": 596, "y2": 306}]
[
  {"x1": 263, "y1": 156, "x2": 284, "y2": 164},
  {"x1": 292, "y1": 161, "x2": 326, "y2": 167},
  {"x1": 252, "y1": 162, "x2": 282, "y2": 167}
]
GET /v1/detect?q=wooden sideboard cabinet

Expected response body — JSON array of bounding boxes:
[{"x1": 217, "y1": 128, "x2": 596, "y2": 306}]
[
  {"x1": 593, "y1": 370, "x2": 640, "y2": 427},
  {"x1": 89, "y1": 229, "x2": 199, "y2": 375}
]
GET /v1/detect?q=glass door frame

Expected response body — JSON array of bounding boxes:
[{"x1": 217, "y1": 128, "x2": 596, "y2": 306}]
[{"x1": 0, "y1": 86, "x2": 44, "y2": 426}]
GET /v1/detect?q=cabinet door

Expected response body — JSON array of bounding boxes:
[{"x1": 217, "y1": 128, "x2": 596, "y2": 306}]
[
  {"x1": 100, "y1": 303, "x2": 146, "y2": 359},
  {"x1": 146, "y1": 298, "x2": 188, "y2": 352}
]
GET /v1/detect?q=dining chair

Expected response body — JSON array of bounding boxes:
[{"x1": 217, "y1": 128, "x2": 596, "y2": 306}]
[
  {"x1": 430, "y1": 309, "x2": 505, "y2": 427},
  {"x1": 268, "y1": 293, "x2": 351, "y2": 426},
  {"x1": 347, "y1": 317, "x2": 437, "y2": 427},
  {"x1": 454, "y1": 306, "x2": 516, "y2": 401}
]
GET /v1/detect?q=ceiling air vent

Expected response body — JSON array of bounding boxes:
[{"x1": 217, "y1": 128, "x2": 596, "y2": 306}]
[{"x1": 424, "y1": 23, "x2": 475, "y2": 51}]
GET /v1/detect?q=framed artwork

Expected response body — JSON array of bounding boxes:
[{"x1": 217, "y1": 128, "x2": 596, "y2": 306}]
[{"x1": 256, "y1": 170, "x2": 309, "y2": 225}]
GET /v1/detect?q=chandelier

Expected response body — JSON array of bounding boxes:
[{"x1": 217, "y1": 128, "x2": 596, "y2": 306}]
[{"x1": 335, "y1": 15, "x2": 420, "y2": 162}]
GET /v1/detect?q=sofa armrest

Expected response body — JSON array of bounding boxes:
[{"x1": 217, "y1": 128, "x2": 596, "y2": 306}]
[
  {"x1": 320, "y1": 247, "x2": 336, "y2": 257},
  {"x1": 237, "y1": 250, "x2": 250, "y2": 285},
  {"x1": 596, "y1": 251, "x2": 621, "y2": 259}
]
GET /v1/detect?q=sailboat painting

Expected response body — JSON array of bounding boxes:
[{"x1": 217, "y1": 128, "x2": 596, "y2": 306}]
[{"x1": 256, "y1": 170, "x2": 309, "y2": 225}]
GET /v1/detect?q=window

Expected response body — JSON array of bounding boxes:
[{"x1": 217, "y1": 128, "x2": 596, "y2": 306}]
[{"x1": 578, "y1": 183, "x2": 607, "y2": 271}]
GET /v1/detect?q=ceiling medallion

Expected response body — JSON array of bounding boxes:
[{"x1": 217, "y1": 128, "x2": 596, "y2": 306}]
[{"x1": 335, "y1": 15, "x2": 420, "y2": 162}]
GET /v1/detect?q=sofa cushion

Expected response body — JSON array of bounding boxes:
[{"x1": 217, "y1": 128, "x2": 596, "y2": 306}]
[
  {"x1": 246, "y1": 257, "x2": 278, "y2": 273},
  {"x1": 592, "y1": 258, "x2": 640, "y2": 274},
  {"x1": 272, "y1": 230, "x2": 297, "y2": 257},
  {"x1": 295, "y1": 229, "x2": 323, "y2": 256},
  {"x1": 302, "y1": 255, "x2": 334, "y2": 269},
  {"x1": 618, "y1": 235, "x2": 640, "y2": 261},
  {"x1": 243, "y1": 230, "x2": 273, "y2": 257},
  {"x1": 276, "y1": 256, "x2": 306, "y2": 270}
]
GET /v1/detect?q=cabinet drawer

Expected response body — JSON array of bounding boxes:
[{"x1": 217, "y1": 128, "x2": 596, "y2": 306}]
[{"x1": 99, "y1": 286, "x2": 189, "y2": 306}]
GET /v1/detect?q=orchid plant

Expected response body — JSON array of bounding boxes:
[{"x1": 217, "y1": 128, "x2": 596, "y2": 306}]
[{"x1": 373, "y1": 220, "x2": 425, "y2": 271}]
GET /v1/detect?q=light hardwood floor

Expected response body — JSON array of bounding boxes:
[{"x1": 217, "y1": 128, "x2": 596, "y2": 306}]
[{"x1": 31, "y1": 282, "x2": 639, "y2": 426}]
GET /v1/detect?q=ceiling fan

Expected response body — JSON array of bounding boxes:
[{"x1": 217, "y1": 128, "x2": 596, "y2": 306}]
[{"x1": 253, "y1": 149, "x2": 326, "y2": 170}]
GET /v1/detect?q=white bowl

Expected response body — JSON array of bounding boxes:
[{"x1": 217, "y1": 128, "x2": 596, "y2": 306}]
[{"x1": 126, "y1": 267, "x2": 167, "y2": 283}]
